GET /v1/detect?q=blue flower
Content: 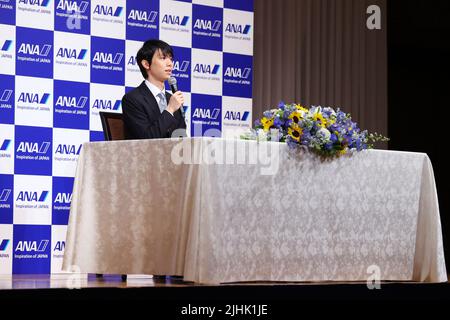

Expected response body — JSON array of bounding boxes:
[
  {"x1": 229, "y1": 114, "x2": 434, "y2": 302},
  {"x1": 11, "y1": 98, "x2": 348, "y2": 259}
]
[
  {"x1": 301, "y1": 131, "x2": 312, "y2": 145},
  {"x1": 330, "y1": 133, "x2": 338, "y2": 143},
  {"x1": 263, "y1": 110, "x2": 273, "y2": 118},
  {"x1": 355, "y1": 139, "x2": 362, "y2": 150},
  {"x1": 286, "y1": 136, "x2": 299, "y2": 148},
  {"x1": 273, "y1": 117, "x2": 284, "y2": 128},
  {"x1": 285, "y1": 119, "x2": 293, "y2": 127}
]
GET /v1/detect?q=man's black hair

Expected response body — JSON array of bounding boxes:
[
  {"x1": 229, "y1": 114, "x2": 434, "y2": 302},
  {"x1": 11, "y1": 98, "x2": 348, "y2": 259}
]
[{"x1": 136, "y1": 39, "x2": 174, "y2": 79}]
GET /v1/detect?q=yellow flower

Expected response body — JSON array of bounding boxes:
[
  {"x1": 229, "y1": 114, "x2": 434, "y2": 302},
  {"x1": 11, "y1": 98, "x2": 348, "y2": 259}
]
[
  {"x1": 312, "y1": 112, "x2": 326, "y2": 128},
  {"x1": 288, "y1": 125, "x2": 303, "y2": 142},
  {"x1": 338, "y1": 149, "x2": 347, "y2": 156},
  {"x1": 295, "y1": 104, "x2": 309, "y2": 113},
  {"x1": 326, "y1": 118, "x2": 336, "y2": 127},
  {"x1": 261, "y1": 117, "x2": 274, "y2": 132},
  {"x1": 288, "y1": 111, "x2": 302, "y2": 124}
]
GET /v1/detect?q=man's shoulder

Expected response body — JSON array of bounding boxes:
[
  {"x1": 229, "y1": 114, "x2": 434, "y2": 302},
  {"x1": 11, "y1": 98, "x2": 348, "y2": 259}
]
[{"x1": 123, "y1": 82, "x2": 146, "y2": 101}]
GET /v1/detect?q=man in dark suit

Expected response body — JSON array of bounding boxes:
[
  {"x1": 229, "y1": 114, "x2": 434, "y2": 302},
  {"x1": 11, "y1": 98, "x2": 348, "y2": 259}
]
[
  {"x1": 122, "y1": 39, "x2": 186, "y2": 139},
  {"x1": 120, "y1": 40, "x2": 186, "y2": 282}
]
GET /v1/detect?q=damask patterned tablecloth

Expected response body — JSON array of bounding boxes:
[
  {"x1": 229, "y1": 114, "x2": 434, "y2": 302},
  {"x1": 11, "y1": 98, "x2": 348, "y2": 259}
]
[{"x1": 63, "y1": 137, "x2": 447, "y2": 283}]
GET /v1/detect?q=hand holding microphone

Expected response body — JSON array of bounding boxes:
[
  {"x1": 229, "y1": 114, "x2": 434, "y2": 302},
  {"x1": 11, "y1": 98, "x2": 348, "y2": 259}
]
[{"x1": 167, "y1": 76, "x2": 185, "y2": 117}]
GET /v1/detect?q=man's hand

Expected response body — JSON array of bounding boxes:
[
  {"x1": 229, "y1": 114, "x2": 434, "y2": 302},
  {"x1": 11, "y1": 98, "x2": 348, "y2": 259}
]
[{"x1": 167, "y1": 91, "x2": 184, "y2": 114}]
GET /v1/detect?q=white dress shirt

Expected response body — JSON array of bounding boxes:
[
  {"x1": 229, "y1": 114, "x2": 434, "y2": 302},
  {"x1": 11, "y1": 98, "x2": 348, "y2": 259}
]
[{"x1": 144, "y1": 79, "x2": 173, "y2": 116}]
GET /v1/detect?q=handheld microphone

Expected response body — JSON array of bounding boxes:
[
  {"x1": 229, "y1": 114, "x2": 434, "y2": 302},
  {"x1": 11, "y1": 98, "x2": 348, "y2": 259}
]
[{"x1": 168, "y1": 76, "x2": 185, "y2": 118}]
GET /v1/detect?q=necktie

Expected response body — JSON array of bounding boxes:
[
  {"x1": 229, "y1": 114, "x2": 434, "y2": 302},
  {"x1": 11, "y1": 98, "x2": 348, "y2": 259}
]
[{"x1": 157, "y1": 92, "x2": 167, "y2": 113}]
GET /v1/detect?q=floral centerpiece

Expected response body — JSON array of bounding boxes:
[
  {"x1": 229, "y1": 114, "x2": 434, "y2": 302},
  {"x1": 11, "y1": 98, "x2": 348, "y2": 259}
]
[{"x1": 242, "y1": 102, "x2": 389, "y2": 157}]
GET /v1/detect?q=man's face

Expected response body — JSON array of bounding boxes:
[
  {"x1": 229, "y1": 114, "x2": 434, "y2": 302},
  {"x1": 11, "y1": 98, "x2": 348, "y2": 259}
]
[{"x1": 148, "y1": 49, "x2": 173, "y2": 82}]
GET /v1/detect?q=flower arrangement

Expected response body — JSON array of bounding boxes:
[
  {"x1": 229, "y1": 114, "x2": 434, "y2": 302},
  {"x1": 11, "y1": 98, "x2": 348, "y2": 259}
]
[{"x1": 241, "y1": 101, "x2": 389, "y2": 157}]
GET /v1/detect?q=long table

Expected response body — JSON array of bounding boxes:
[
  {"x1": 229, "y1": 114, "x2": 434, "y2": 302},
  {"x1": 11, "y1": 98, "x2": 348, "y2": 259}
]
[{"x1": 63, "y1": 137, "x2": 447, "y2": 283}]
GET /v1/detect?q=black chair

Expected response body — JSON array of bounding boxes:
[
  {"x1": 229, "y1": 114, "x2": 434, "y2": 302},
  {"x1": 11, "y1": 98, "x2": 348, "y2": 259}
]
[{"x1": 99, "y1": 111, "x2": 125, "y2": 141}]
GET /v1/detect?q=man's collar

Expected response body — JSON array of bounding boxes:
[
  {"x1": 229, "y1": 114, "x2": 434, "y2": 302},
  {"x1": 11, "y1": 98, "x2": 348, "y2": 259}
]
[{"x1": 144, "y1": 79, "x2": 165, "y2": 98}]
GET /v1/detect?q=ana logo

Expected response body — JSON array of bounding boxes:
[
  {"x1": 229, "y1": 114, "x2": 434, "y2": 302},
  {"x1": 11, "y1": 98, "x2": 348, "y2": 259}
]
[
  {"x1": 193, "y1": 64, "x2": 220, "y2": 75},
  {"x1": 194, "y1": 19, "x2": 221, "y2": 31},
  {"x1": 1, "y1": 40, "x2": 13, "y2": 52},
  {"x1": 55, "y1": 95, "x2": 88, "y2": 108},
  {"x1": 18, "y1": 0, "x2": 51, "y2": 7},
  {"x1": 56, "y1": 48, "x2": 87, "y2": 60},
  {"x1": 54, "y1": 192, "x2": 72, "y2": 204},
  {"x1": 55, "y1": 144, "x2": 82, "y2": 155},
  {"x1": 92, "y1": 99, "x2": 121, "y2": 110},
  {"x1": 128, "y1": 10, "x2": 157, "y2": 22},
  {"x1": 18, "y1": 43, "x2": 52, "y2": 57},
  {"x1": 127, "y1": 56, "x2": 136, "y2": 66},
  {"x1": 0, "y1": 239, "x2": 10, "y2": 251},
  {"x1": 93, "y1": 52, "x2": 123, "y2": 64},
  {"x1": 0, "y1": 189, "x2": 11, "y2": 202},
  {"x1": 56, "y1": 0, "x2": 89, "y2": 13},
  {"x1": 93, "y1": 5, "x2": 123, "y2": 17},
  {"x1": 0, "y1": 139, "x2": 11, "y2": 151},
  {"x1": 54, "y1": 241, "x2": 65, "y2": 251},
  {"x1": 16, "y1": 190, "x2": 49, "y2": 202},
  {"x1": 15, "y1": 240, "x2": 49, "y2": 252},
  {"x1": 16, "y1": 141, "x2": 51, "y2": 154},
  {"x1": 225, "y1": 24, "x2": 251, "y2": 34},
  {"x1": 17, "y1": 92, "x2": 50, "y2": 104},
  {"x1": 224, "y1": 111, "x2": 250, "y2": 121},
  {"x1": 162, "y1": 14, "x2": 189, "y2": 26},
  {"x1": 0, "y1": 89, "x2": 13, "y2": 102},
  {"x1": 193, "y1": 108, "x2": 220, "y2": 120},
  {"x1": 173, "y1": 61, "x2": 190, "y2": 72},
  {"x1": 224, "y1": 67, "x2": 251, "y2": 79}
]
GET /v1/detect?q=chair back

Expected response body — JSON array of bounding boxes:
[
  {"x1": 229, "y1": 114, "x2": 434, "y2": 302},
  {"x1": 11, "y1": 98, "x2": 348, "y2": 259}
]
[{"x1": 99, "y1": 112, "x2": 125, "y2": 141}]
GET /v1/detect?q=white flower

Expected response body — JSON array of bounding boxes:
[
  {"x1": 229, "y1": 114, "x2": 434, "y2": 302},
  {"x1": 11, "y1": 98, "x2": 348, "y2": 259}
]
[
  {"x1": 257, "y1": 129, "x2": 268, "y2": 141},
  {"x1": 323, "y1": 107, "x2": 336, "y2": 117},
  {"x1": 269, "y1": 128, "x2": 280, "y2": 142},
  {"x1": 317, "y1": 127, "x2": 331, "y2": 141},
  {"x1": 310, "y1": 105, "x2": 322, "y2": 114},
  {"x1": 240, "y1": 128, "x2": 257, "y2": 140}
]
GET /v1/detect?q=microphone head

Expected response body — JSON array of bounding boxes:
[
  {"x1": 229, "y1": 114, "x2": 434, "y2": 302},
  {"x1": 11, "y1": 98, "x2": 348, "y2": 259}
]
[{"x1": 168, "y1": 76, "x2": 177, "y2": 86}]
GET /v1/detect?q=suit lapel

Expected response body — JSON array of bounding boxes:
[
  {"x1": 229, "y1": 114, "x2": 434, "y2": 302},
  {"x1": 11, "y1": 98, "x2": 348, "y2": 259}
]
[
  {"x1": 165, "y1": 91, "x2": 172, "y2": 114},
  {"x1": 138, "y1": 81, "x2": 160, "y2": 116},
  {"x1": 165, "y1": 91, "x2": 172, "y2": 102},
  {"x1": 164, "y1": 91, "x2": 181, "y2": 120}
]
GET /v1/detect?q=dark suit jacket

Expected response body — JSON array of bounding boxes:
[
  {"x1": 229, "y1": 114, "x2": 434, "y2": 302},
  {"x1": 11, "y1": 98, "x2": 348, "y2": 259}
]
[{"x1": 122, "y1": 81, "x2": 186, "y2": 139}]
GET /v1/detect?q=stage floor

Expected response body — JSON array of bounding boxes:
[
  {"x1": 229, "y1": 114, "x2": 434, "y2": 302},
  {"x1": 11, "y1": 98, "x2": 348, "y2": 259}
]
[
  {"x1": 1, "y1": 274, "x2": 449, "y2": 314},
  {"x1": 1, "y1": 273, "x2": 443, "y2": 289}
]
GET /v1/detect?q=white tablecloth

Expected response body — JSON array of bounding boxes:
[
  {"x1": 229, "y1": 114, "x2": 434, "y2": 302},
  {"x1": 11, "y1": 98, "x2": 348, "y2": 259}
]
[{"x1": 63, "y1": 137, "x2": 447, "y2": 283}]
